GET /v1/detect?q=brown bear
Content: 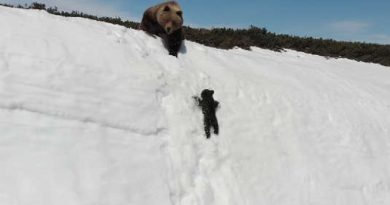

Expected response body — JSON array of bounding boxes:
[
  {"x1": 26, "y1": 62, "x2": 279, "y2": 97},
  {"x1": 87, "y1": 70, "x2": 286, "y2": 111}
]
[{"x1": 139, "y1": 1, "x2": 184, "y2": 57}]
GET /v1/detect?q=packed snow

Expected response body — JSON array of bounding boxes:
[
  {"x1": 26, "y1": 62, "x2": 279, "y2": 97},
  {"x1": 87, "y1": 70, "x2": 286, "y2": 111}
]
[{"x1": 1, "y1": 6, "x2": 390, "y2": 205}]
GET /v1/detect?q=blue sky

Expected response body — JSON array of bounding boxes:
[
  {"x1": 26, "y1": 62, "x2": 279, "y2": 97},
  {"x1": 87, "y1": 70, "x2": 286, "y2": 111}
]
[{"x1": 3, "y1": 0, "x2": 390, "y2": 44}]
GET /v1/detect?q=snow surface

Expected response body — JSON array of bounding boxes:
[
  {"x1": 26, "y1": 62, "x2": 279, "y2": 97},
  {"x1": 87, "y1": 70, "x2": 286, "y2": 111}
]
[{"x1": 1, "y1": 6, "x2": 390, "y2": 205}]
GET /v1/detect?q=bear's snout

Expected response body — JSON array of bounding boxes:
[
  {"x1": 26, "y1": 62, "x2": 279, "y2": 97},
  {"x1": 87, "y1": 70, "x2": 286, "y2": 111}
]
[{"x1": 165, "y1": 21, "x2": 173, "y2": 34}]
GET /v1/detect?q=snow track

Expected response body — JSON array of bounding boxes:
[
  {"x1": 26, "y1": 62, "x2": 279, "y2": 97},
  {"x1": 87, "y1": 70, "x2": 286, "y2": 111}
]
[
  {"x1": 160, "y1": 60, "x2": 244, "y2": 205},
  {"x1": 1, "y1": 6, "x2": 390, "y2": 205}
]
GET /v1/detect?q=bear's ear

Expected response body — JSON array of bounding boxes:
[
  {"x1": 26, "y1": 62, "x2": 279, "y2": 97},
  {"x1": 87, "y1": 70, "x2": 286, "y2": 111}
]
[{"x1": 163, "y1": 6, "x2": 170, "y2": 12}]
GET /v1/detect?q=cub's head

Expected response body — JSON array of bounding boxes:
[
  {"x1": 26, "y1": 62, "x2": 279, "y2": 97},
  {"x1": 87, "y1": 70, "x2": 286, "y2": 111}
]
[
  {"x1": 156, "y1": 1, "x2": 183, "y2": 34},
  {"x1": 201, "y1": 89, "x2": 214, "y2": 99}
]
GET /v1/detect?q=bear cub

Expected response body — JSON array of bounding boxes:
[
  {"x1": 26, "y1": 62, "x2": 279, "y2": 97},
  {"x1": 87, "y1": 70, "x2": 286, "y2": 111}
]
[
  {"x1": 140, "y1": 1, "x2": 184, "y2": 57},
  {"x1": 193, "y1": 89, "x2": 220, "y2": 139}
]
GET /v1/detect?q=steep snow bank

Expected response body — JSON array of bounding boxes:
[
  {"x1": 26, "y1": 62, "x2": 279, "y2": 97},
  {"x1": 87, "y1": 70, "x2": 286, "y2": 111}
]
[{"x1": 1, "y1": 6, "x2": 390, "y2": 205}]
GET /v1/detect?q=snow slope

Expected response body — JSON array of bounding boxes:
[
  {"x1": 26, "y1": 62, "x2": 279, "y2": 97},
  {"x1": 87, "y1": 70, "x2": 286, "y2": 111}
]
[{"x1": 1, "y1": 6, "x2": 390, "y2": 205}]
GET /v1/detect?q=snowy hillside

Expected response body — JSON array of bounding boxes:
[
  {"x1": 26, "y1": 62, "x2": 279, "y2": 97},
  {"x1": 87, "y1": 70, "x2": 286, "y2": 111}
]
[{"x1": 1, "y1": 6, "x2": 390, "y2": 205}]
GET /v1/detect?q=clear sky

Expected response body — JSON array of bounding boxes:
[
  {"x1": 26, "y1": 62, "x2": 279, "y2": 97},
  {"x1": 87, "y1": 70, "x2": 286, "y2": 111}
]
[{"x1": 3, "y1": 0, "x2": 390, "y2": 44}]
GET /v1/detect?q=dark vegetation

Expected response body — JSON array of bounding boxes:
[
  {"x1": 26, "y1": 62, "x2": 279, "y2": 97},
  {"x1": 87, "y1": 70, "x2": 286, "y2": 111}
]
[{"x1": 1, "y1": 2, "x2": 389, "y2": 67}]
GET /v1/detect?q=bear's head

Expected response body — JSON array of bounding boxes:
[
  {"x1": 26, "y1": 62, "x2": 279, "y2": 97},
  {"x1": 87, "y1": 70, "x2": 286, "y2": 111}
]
[
  {"x1": 201, "y1": 89, "x2": 214, "y2": 99},
  {"x1": 156, "y1": 1, "x2": 183, "y2": 34}
]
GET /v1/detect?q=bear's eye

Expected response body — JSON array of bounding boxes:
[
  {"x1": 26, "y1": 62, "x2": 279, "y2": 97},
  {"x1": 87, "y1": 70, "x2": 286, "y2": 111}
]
[
  {"x1": 163, "y1": 6, "x2": 170, "y2": 12},
  {"x1": 176, "y1": 11, "x2": 182, "y2": 17}
]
